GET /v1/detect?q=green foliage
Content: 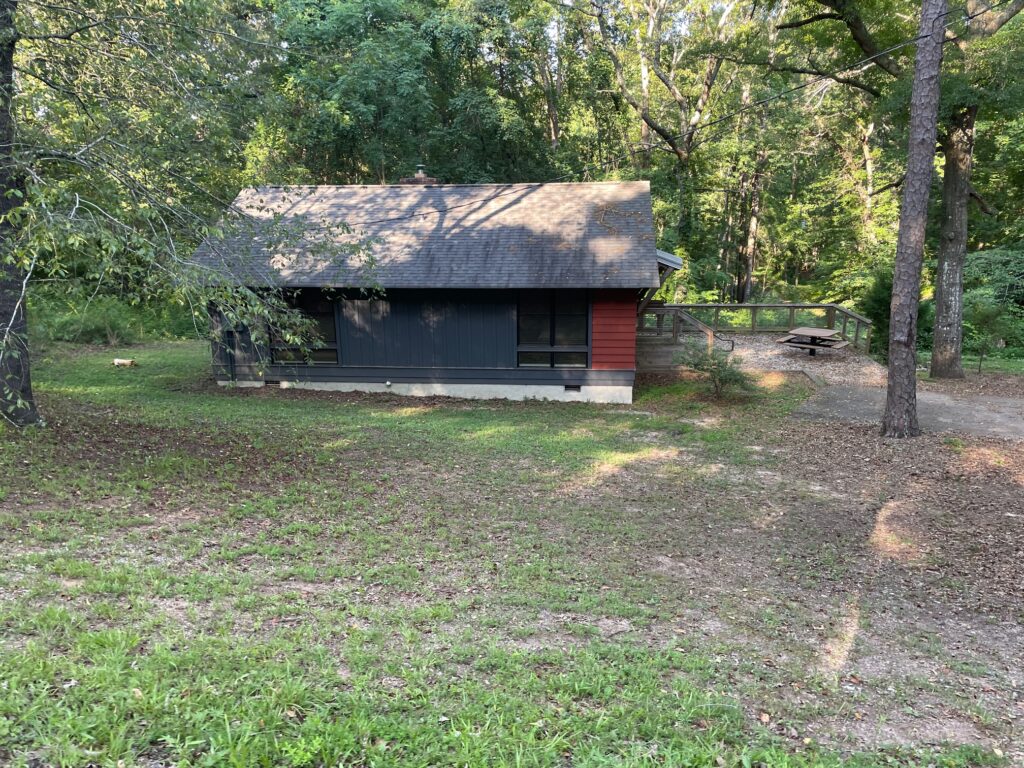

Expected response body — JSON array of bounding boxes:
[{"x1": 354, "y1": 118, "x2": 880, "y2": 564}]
[
  {"x1": 28, "y1": 291, "x2": 197, "y2": 346},
  {"x1": 963, "y1": 288, "x2": 1019, "y2": 371},
  {"x1": 860, "y1": 269, "x2": 935, "y2": 359},
  {"x1": 674, "y1": 345, "x2": 757, "y2": 399},
  {"x1": 965, "y1": 246, "x2": 1024, "y2": 307}
]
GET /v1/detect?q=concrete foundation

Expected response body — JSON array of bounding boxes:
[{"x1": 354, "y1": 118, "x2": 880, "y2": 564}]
[{"x1": 232, "y1": 380, "x2": 636, "y2": 404}]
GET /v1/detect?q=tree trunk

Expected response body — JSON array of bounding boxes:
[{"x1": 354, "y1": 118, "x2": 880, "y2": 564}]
[
  {"x1": 860, "y1": 122, "x2": 877, "y2": 245},
  {"x1": 636, "y1": 27, "x2": 651, "y2": 169},
  {"x1": 929, "y1": 105, "x2": 977, "y2": 379},
  {"x1": 741, "y1": 181, "x2": 761, "y2": 302},
  {"x1": 0, "y1": 0, "x2": 40, "y2": 427},
  {"x1": 881, "y1": 0, "x2": 946, "y2": 438}
]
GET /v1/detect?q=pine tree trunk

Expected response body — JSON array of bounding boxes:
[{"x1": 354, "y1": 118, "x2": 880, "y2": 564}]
[
  {"x1": 881, "y1": 0, "x2": 946, "y2": 439},
  {"x1": 0, "y1": 0, "x2": 40, "y2": 427},
  {"x1": 929, "y1": 105, "x2": 977, "y2": 380}
]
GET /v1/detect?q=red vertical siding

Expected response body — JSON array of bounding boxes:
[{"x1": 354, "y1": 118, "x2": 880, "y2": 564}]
[{"x1": 591, "y1": 290, "x2": 638, "y2": 370}]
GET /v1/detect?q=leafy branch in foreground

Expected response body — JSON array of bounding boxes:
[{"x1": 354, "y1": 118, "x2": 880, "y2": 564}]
[{"x1": 0, "y1": 0, "x2": 372, "y2": 426}]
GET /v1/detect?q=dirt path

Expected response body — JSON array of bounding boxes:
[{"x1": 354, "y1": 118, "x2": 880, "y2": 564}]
[
  {"x1": 796, "y1": 385, "x2": 1024, "y2": 440},
  {"x1": 728, "y1": 334, "x2": 1024, "y2": 440}
]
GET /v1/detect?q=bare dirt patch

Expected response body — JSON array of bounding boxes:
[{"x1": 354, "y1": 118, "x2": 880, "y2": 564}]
[
  {"x1": 918, "y1": 371, "x2": 1023, "y2": 399},
  {"x1": 574, "y1": 417, "x2": 1024, "y2": 758}
]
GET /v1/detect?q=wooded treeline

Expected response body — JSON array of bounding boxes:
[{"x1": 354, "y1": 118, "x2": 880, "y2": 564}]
[{"x1": 1, "y1": 0, "x2": 1023, "y2": 425}]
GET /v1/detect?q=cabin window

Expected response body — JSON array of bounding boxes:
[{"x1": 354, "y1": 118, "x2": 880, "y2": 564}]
[
  {"x1": 517, "y1": 290, "x2": 588, "y2": 368},
  {"x1": 271, "y1": 290, "x2": 339, "y2": 365}
]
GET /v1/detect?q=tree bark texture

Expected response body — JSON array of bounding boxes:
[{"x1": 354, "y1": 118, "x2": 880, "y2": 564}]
[
  {"x1": 929, "y1": 105, "x2": 977, "y2": 379},
  {"x1": 882, "y1": 0, "x2": 946, "y2": 438},
  {"x1": 0, "y1": 0, "x2": 41, "y2": 427}
]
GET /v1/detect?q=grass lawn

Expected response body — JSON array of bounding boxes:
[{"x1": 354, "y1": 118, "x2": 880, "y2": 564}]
[
  {"x1": 916, "y1": 351, "x2": 1024, "y2": 376},
  {"x1": 1, "y1": 342, "x2": 1021, "y2": 767}
]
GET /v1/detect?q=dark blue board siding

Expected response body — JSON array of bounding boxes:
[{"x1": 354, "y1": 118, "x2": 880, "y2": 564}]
[
  {"x1": 230, "y1": 364, "x2": 633, "y2": 386},
  {"x1": 339, "y1": 290, "x2": 516, "y2": 369}
]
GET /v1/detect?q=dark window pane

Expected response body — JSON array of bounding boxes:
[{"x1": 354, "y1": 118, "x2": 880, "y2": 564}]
[
  {"x1": 554, "y1": 352, "x2": 587, "y2": 368},
  {"x1": 308, "y1": 347, "x2": 338, "y2": 364},
  {"x1": 314, "y1": 313, "x2": 337, "y2": 344},
  {"x1": 555, "y1": 290, "x2": 587, "y2": 315},
  {"x1": 518, "y1": 315, "x2": 550, "y2": 345},
  {"x1": 554, "y1": 315, "x2": 587, "y2": 346},
  {"x1": 518, "y1": 351, "x2": 552, "y2": 367},
  {"x1": 293, "y1": 289, "x2": 333, "y2": 315},
  {"x1": 272, "y1": 348, "x2": 303, "y2": 364},
  {"x1": 518, "y1": 291, "x2": 551, "y2": 316}
]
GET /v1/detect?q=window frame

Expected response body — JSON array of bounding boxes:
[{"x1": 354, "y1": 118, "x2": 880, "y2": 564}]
[
  {"x1": 516, "y1": 290, "x2": 590, "y2": 369},
  {"x1": 270, "y1": 290, "x2": 341, "y2": 366}
]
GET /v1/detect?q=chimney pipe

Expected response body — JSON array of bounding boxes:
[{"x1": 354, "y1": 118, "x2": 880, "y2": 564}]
[{"x1": 398, "y1": 165, "x2": 438, "y2": 185}]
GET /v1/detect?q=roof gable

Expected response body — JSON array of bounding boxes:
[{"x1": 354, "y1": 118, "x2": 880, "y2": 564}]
[{"x1": 192, "y1": 182, "x2": 660, "y2": 290}]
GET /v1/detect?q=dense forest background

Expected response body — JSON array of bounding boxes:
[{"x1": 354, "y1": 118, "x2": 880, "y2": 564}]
[{"x1": 11, "y1": 0, "x2": 1024, "y2": 357}]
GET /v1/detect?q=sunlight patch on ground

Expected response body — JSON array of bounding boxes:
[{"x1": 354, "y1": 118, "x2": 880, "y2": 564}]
[
  {"x1": 321, "y1": 437, "x2": 356, "y2": 451},
  {"x1": 389, "y1": 405, "x2": 438, "y2": 418},
  {"x1": 753, "y1": 371, "x2": 790, "y2": 391},
  {"x1": 557, "y1": 447, "x2": 680, "y2": 497},
  {"x1": 817, "y1": 595, "x2": 861, "y2": 674},
  {"x1": 870, "y1": 501, "x2": 925, "y2": 562},
  {"x1": 959, "y1": 446, "x2": 1022, "y2": 487}
]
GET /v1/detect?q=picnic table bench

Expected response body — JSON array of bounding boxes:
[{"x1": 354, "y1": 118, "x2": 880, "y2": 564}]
[{"x1": 776, "y1": 327, "x2": 850, "y2": 356}]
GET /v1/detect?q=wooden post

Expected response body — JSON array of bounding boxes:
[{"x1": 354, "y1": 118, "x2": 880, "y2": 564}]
[
  {"x1": 750, "y1": 306, "x2": 758, "y2": 332},
  {"x1": 672, "y1": 313, "x2": 680, "y2": 343},
  {"x1": 788, "y1": 306, "x2": 795, "y2": 329},
  {"x1": 854, "y1": 321, "x2": 862, "y2": 348},
  {"x1": 842, "y1": 314, "x2": 849, "y2": 340},
  {"x1": 713, "y1": 307, "x2": 721, "y2": 330},
  {"x1": 826, "y1": 306, "x2": 836, "y2": 329},
  {"x1": 863, "y1": 324, "x2": 872, "y2": 352}
]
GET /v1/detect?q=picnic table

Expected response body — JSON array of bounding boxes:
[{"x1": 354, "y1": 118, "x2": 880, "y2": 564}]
[{"x1": 775, "y1": 326, "x2": 850, "y2": 356}]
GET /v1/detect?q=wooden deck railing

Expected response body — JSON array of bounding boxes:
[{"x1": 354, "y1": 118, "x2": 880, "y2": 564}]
[
  {"x1": 669, "y1": 303, "x2": 873, "y2": 351},
  {"x1": 636, "y1": 306, "x2": 735, "y2": 352}
]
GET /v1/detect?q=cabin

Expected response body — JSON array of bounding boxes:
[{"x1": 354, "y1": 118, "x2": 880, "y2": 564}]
[{"x1": 193, "y1": 178, "x2": 676, "y2": 404}]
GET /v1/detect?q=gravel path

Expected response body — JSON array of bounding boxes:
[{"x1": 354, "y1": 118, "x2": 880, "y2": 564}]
[
  {"x1": 729, "y1": 334, "x2": 888, "y2": 387},
  {"x1": 794, "y1": 385, "x2": 1024, "y2": 440}
]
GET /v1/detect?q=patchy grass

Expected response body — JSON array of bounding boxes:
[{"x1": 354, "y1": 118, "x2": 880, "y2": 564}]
[
  {"x1": 0, "y1": 342, "x2": 1018, "y2": 767},
  {"x1": 916, "y1": 351, "x2": 1024, "y2": 376}
]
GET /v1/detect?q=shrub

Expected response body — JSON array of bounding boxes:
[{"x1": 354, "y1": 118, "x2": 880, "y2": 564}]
[
  {"x1": 963, "y1": 288, "x2": 1015, "y2": 372},
  {"x1": 28, "y1": 290, "x2": 198, "y2": 346},
  {"x1": 674, "y1": 345, "x2": 757, "y2": 399}
]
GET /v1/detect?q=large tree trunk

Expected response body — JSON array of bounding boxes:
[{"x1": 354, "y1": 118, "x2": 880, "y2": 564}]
[
  {"x1": 882, "y1": 0, "x2": 946, "y2": 438},
  {"x1": 929, "y1": 105, "x2": 977, "y2": 379},
  {"x1": 0, "y1": 0, "x2": 39, "y2": 427}
]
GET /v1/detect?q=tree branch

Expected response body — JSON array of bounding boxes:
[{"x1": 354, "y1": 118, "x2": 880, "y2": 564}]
[
  {"x1": 776, "y1": 12, "x2": 842, "y2": 30},
  {"x1": 966, "y1": 0, "x2": 1024, "y2": 37},
  {"x1": 593, "y1": 6, "x2": 683, "y2": 157},
  {"x1": 969, "y1": 185, "x2": 997, "y2": 215},
  {"x1": 870, "y1": 173, "x2": 905, "y2": 196},
  {"x1": 815, "y1": 0, "x2": 903, "y2": 77},
  {"x1": 720, "y1": 55, "x2": 882, "y2": 96}
]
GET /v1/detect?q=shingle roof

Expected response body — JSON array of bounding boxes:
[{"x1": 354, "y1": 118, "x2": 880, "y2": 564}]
[{"x1": 191, "y1": 182, "x2": 660, "y2": 290}]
